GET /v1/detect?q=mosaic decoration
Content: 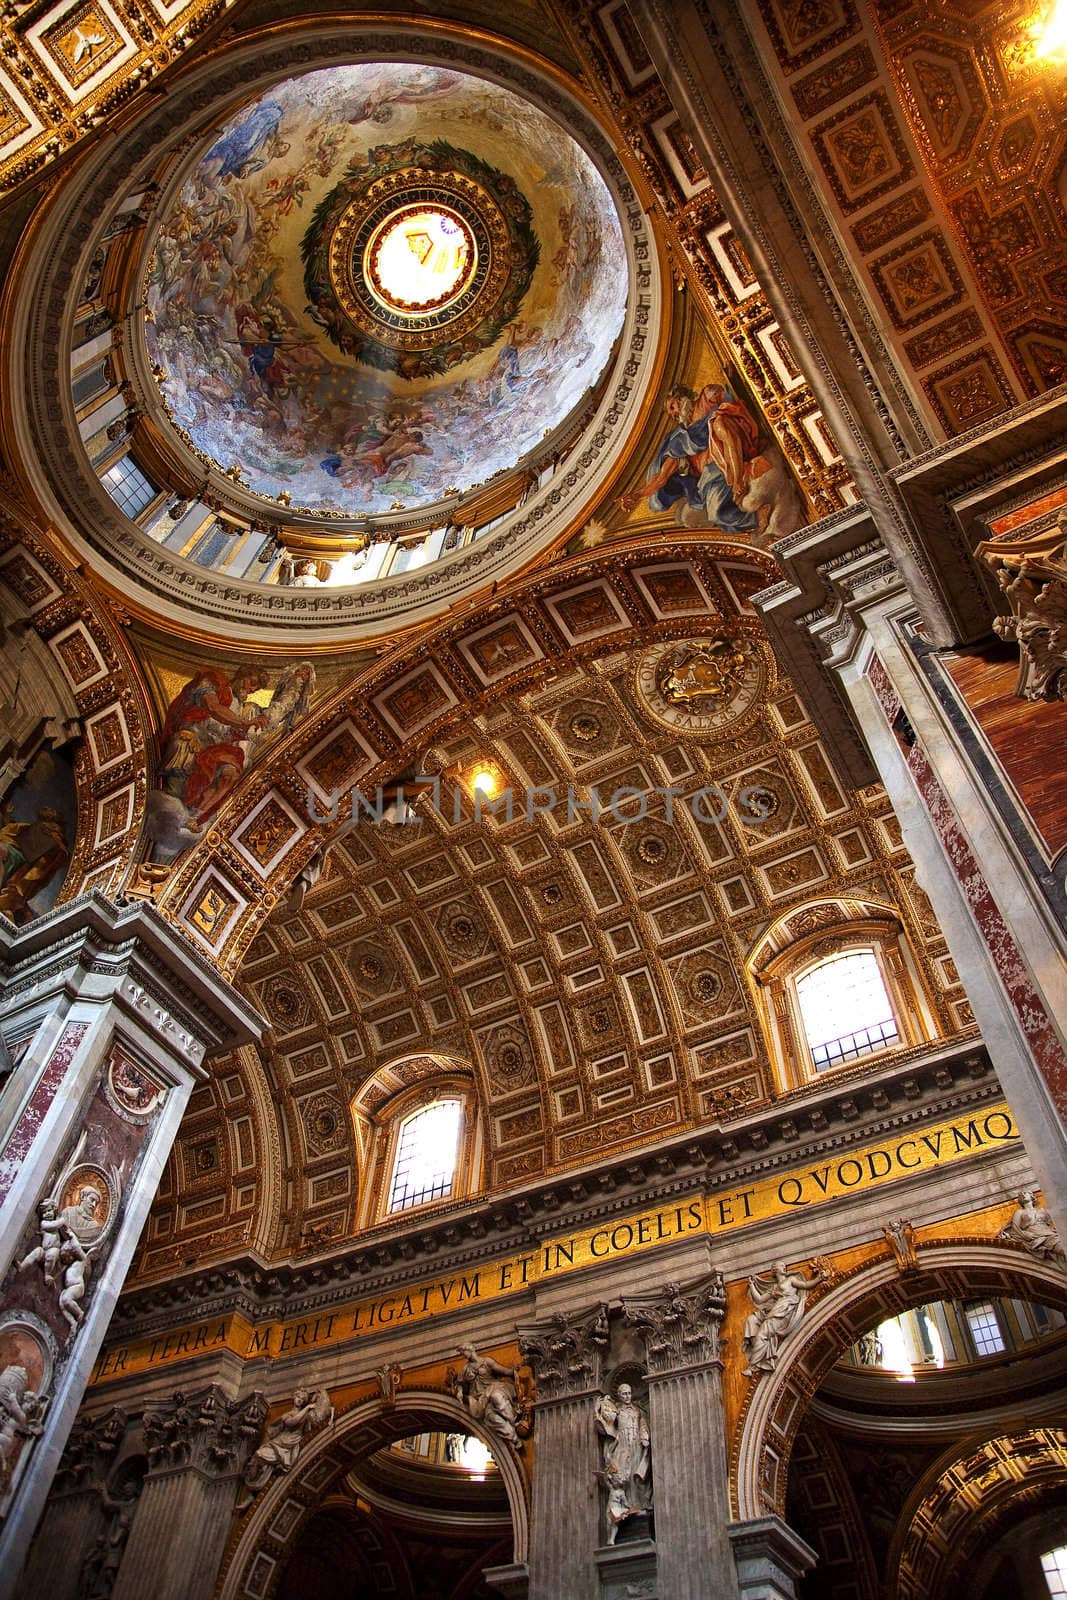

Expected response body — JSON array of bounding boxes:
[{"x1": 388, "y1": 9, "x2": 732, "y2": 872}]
[
  {"x1": 145, "y1": 62, "x2": 627, "y2": 516},
  {"x1": 0, "y1": 747, "x2": 78, "y2": 926},
  {"x1": 146, "y1": 660, "x2": 315, "y2": 863}
]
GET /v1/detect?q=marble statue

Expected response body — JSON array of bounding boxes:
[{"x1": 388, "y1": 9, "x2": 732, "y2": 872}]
[
  {"x1": 998, "y1": 1192, "x2": 1065, "y2": 1261},
  {"x1": 241, "y1": 1388, "x2": 333, "y2": 1494},
  {"x1": 742, "y1": 1260, "x2": 829, "y2": 1376},
  {"x1": 80, "y1": 1480, "x2": 140, "y2": 1599},
  {"x1": 594, "y1": 1382, "x2": 651, "y2": 1540},
  {"x1": 450, "y1": 1345, "x2": 522, "y2": 1449},
  {"x1": 883, "y1": 1217, "x2": 918, "y2": 1273},
  {"x1": 0, "y1": 1365, "x2": 46, "y2": 1486}
]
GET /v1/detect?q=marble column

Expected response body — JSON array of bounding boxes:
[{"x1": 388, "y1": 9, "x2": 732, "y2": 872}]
[
  {"x1": 0, "y1": 895, "x2": 262, "y2": 1594},
  {"x1": 622, "y1": 1273, "x2": 738, "y2": 1600},
  {"x1": 17, "y1": 1405, "x2": 129, "y2": 1600},
  {"x1": 110, "y1": 1386, "x2": 266, "y2": 1600},
  {"x1": 518, "y1": 1303, "x2": 609, "y2": 1600},
  {"x1": 728, "y1": 1517, "x2": 816, "y2": 1600}
]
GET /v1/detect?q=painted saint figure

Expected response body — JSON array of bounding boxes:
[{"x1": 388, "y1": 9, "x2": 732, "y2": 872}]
[{"x1": 620, "y1": 382, "x2": 769, "y2": 535}]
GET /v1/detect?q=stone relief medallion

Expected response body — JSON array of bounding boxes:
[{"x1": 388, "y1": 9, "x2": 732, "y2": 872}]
[
  {"x1": 0, "y1": 1313, "x2": 55, "y2": 1516},
  {"x1": 58, "y1": 1166, "x2": 115, "y2": 1243},
  {"x1": 105, "y1": 1051, "x2": 168, "y2": 1122},
  {"x1": 633, "y1": 634, "x2": 770, "y2": 738}
]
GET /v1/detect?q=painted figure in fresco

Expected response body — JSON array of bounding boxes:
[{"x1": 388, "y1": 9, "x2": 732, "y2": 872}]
[
  {"x1": 159, "y1": 666, "x2": 270, "y2": 824},
  {"x1": 149, "y1": 659, "x2": 315, "y2": 862},
  {"x1": 203, "y1": 100, "x2": 288, "y2": 182},
  {"x1": 620, "y1": 382, "x2": 770, "y2": 536},
  {"x1": 0, "y1": 803, "x2": 70, "y2": 926}
]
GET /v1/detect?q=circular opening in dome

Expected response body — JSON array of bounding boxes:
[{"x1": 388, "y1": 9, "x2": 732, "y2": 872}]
[{"x1": 365, "y1": 203, "x2": 476, "y2": 314}]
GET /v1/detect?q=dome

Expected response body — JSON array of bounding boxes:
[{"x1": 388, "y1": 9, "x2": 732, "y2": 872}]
[{"x1": 145, "y1": 63, "x2": 628, "y2": 519}]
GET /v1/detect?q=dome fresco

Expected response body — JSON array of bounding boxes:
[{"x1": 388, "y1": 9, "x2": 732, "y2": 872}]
[{"x1": 145, "y1": 63, "x2": 628, "y2": 517}]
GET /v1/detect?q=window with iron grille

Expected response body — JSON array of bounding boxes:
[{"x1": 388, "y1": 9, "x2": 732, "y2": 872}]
[
  {"x1": 795, "y1": 948, "x2": 898, "y2": 1070},
  {"x1": 102, "y1": 456, "x2": 158, "y2": 519},
  {"x1": 1042, "y1": 1546, "x2": 1067, "y2": 1598},
  {"x1": 964, "y1": 1301, "x2": 1006, "y2": 1358},
  {"x1": 388, "y1": 1098, "x2": 462, "y2": 1213}
]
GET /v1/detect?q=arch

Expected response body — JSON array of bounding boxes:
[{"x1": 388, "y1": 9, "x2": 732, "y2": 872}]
[
  {"x1": 886, "y1": 1423, "x2": 1067, "y2": 1599},
  {"x1": 733, "y1": 1241, "x2": 1067, "y2": 1522},
  {"x1": 219, "y1": 1390, "x2": 529, "y2": 1600},
  {"x1": 747, "y1": 892, "x2": 943, "y2": 1091}
]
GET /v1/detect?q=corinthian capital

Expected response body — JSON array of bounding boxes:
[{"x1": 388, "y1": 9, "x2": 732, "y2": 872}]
[
  {"x1": 142, "y1": 1386, "x2": 267, "y2": 1479},
  {"x1": 517, "y1": 1302, "x2": 609, "y2": 1401},
  {"x1": 622, "y1": 1271, "x2": 727, "y2": 1374}
]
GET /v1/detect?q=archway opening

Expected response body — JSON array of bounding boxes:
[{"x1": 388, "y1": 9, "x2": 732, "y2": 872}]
[
  {"x1": 782, "y1": 1288, "x2": 1067, "y2": 1599},
  {"x1": 277, "y1": 1428, "x2": 510, "y2": 1600},
  {"x1": 224, "y1": 1393, "x2": 526, "y2": 1600}
]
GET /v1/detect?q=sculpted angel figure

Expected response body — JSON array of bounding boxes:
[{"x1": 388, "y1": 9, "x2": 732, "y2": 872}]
[
  {"x1": 0, "y1": 1365, "x2": 46, "y2": 1483},
  {"x1": 241, "y1": 1388, "x2": 333, "y2": 1495},
  {"x1": 58, "y1": 1232, "x2": 99, "y2": 1332},
  {"x1": 595, "y1": 1383, "x2": 651, "y2": 1539},
  {"x1": 742, "y1": 1260, "x2": 829, "y2": 1376},
  {"x1": 998, "y1": 1192, "x2": 1065, "y2": 1261},
  {"x1": 451, "y1": 1345, "x2": 521, "y2": 1449},
  {"x1": 18, "y1": 1198, "x2": 67, "y2": 1285}
]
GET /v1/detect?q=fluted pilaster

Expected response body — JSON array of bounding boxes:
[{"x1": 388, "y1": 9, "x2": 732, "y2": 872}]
[{"x1": 519, "y1": 1303, "x2": 609, "y2": 1600}]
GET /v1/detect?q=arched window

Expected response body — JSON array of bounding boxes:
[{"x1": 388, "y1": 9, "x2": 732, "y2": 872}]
[
  {"x1": 388, "y1": 1097, "x2": 463, "y2": 1213},
  {"x1": 350, "y1": 1056, "x2": 483, "y2": 1228},
  {"x1": 750, "y1": 906, "x2": 939, "y2": 1091},
  {"x1": 795, "y1": 948, "x2": 898, "y2": 1070}
]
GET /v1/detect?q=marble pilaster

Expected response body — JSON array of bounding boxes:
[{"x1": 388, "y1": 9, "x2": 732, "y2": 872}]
[
  {"x1": 110, "y1": 1387, "x2": 266, "y2": 1600},
  {"x1": 518, "y1": 1303, "x2": 609, "y2": 1600},
  {"x1": 622, "y1": 1274, "x2": 738, "y2": 1600},
  {"x1": 0, "y1": 896, "x2": 262, "y2": 1594},
  {"x1": 728, "y1": 1516, "x2": 816, "y2": 1600},
  {"x1": 18, "y1": 1404, "x2": 130, "y2": 1600}
]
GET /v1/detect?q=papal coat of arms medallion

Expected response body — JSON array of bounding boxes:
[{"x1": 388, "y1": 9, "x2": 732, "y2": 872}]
[{"x1": 633, "y1": 633, "x2": 771, "y2": 737}]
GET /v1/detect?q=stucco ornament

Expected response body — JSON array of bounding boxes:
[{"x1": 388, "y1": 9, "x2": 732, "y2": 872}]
[
  {"x1": 997, "y1": 1192, "x2": 1065, "y2": 1262},
  {"x1": 241, "y1": 1388, "x2": 334, "y2": 1494},
  {"x1": 741, "y1": 1260, "x2": 830, "y2": 1377}
]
